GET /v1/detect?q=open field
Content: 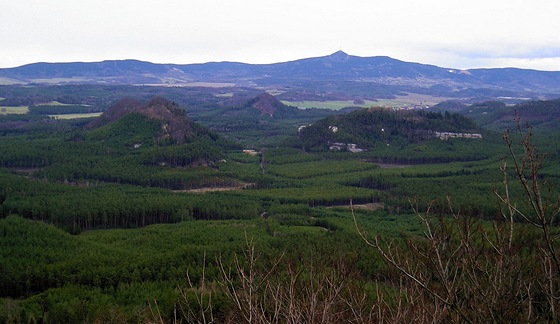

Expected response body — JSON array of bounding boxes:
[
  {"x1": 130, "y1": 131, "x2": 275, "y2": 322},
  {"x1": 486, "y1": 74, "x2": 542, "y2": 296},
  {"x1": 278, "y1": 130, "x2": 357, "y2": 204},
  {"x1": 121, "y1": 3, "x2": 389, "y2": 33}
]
[
  {"x1": 37, "y1": 101, "x2": 90, "y2": 107},
  {"x1": 265, "y1": 89, "x2": 285, "y2": 96},
  {"x1": 0, "y1": 78, "x2": 24, "y2": 85},
  {"x1": 144, "y1": 81, "x2": 237, "y2": 88},
  {"x1": 214, "y1": 92, "x2": 234, "y2": 97},
  {"x1": 374, "y1": 93, "x2": 454, "y2": 107},
  {"x1": 2, "y1": 102, "x2": 93, "y2": 116},
  {"x1": 0, "y1": 106, "x2": 28, "y2": 114},
  {"x1": 27, "y1": 77, "x2": 93, "y2": 84},
  {"x1": 283, "y1": 93, "x2": 454, "y2": 110},
  {"x1": 48, "y1": 112, "x2": 103, "y2": 119},
  {"x1": 281, "y1": 99, "x2": 379, "y2": 110}
]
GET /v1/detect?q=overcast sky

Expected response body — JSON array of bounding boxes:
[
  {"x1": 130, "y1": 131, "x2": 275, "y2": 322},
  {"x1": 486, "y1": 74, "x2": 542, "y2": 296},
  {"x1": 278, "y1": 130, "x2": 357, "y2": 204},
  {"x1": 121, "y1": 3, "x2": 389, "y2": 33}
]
[{"x1": 1, "y1": 0, "x2": 559, "y2": 70}]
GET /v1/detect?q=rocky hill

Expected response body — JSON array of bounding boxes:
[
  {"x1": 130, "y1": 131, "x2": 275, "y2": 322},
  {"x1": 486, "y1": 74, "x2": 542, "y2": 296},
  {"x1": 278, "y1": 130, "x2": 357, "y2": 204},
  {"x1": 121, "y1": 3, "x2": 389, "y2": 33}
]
[
  {"x1": 244, "y1": 92, "x2": 307, "y2": 118},
  {"x1": 88, "y1": 96, "x2": 210, "y2": 145},
  {"x1": 217, "y1": 92, "x2": 302, "y2": 120},
  {"x1": 246, "y1": 92, "x2": 287, "y2": 116}
]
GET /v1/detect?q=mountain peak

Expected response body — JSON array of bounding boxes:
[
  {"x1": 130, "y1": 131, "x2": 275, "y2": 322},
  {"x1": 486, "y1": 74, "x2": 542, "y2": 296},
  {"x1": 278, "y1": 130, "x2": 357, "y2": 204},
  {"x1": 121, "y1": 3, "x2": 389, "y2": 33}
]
[
  {"x1": 331, "y1": 50, "x2": 348, "y2": 56},
  {"x1": 328, "y1": 50, "x2": 350, "y2": 62}
]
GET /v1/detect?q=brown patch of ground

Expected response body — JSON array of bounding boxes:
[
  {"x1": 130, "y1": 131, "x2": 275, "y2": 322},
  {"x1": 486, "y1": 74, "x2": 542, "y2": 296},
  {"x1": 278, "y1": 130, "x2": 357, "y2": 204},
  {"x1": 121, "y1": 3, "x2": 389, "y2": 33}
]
[
  {"x1": 174, "y1": 183, "x2": 254, "y2": 193},
  {"x1": 11, "y1": 168, "x2": 41, "y2": 175},
  {"x1": 328, "y1": 203, "x2": 384, "y2": 211},
  {"x1": 377, "y1": 163, "x2": 411, "y2": 168}
]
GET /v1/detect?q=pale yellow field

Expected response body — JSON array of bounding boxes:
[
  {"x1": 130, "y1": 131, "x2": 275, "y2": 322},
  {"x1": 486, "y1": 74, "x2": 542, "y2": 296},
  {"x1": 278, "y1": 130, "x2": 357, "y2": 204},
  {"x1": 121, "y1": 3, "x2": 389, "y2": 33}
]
[
  {"x1": 214, "y1": 92, "x2": 234, "y2": 98},
  {"x1": 374, "y1": 93, "x2": 452, "y2": 107},
  {"x1": 181, "y1": 82, "x2": 236, "y2": 88},
  {"x1": 265, "y1": 90, "x2": 284, "y2": 96},
  {"x1": 0, "y1": 78, "x2": 24, "y2": 85},
  {"x1": 27, "y1": 77, "x2": 92, "y2": 84},
  {"x1": 0, "y1": 106, "x2": 29, "y2": 114},
  {"x1": 36, "y1": 101, "x2": 90, "y2": 106},
  {"x1": 144, "y1": 81, "x2": 236, "y2": 88},
  {"x1": 281, "y1": 100, "x2": 379, "y2": 110},
  {"x1": 282, "y1": 93, "x2": 451, "y2": 110},
  {"x1": 48, "y1": 113, "x2": 103, "y2": 119}
]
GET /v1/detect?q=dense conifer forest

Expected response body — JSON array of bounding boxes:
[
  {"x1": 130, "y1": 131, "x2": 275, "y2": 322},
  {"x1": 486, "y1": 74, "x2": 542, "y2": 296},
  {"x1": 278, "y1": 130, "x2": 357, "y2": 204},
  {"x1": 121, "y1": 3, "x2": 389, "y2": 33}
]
[{"x1": 1, "y1": 85, "x2": 559, "y2": 322}]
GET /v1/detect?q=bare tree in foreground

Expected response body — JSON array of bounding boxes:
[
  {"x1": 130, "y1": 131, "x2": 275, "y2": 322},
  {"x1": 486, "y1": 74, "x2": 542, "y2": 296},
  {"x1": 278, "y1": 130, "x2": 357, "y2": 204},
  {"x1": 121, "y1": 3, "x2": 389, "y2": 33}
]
[
  {"x1": 165, "y1": 118, "x2": 558, "y2": 323},
  {"x1": 353, "y1": 119, "x2": 559, "y2": 323}
]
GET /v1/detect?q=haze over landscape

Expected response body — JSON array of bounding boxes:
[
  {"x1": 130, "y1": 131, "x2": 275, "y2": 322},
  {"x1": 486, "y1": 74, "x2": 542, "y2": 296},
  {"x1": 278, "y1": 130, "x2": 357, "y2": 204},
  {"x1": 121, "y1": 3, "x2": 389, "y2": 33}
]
[{"x1": 1, "y1": 0, "x2": 560, "y2": 70}]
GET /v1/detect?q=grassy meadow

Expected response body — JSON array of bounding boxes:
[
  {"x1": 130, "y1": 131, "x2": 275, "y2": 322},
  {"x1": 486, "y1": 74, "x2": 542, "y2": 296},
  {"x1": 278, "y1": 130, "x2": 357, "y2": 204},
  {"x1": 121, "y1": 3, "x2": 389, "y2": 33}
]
[
  {"x1": 48, "y1": 112, "x2": 103, "y2": 119},
  {"x1": 282, "y1": 93, "x2": 455, "y2": 110}
]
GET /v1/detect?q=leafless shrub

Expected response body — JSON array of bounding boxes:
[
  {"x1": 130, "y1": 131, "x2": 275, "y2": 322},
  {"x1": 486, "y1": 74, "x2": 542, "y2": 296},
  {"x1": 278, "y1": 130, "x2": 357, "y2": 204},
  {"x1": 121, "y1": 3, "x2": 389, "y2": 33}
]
[
  {"x1": 176, "y1": 252, "x2": 217, "y2": 324},
  {"x1": 353, "y1": 117, "x2": 559, "y2": 323},
  {"x1": 166, "y1": 117, "x2": 558, "y2": 323},
  {"x1": 216, "y1": 231, "x2": 355, "y2": 323}
]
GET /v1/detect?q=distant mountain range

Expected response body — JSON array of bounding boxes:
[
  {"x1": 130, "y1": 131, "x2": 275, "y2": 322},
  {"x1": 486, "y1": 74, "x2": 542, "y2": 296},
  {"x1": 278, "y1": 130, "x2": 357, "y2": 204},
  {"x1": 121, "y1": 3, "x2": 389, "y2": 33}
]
[{"x1": 2, "y1": 51, "x2": 560, "y2": 100}]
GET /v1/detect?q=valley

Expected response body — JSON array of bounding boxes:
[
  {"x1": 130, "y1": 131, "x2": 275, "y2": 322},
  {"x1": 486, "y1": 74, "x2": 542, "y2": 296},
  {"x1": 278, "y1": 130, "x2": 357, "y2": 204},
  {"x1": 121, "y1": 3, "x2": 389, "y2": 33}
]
[{"x1": 1, "y1": 55, "x2": 560, "y2": 322}]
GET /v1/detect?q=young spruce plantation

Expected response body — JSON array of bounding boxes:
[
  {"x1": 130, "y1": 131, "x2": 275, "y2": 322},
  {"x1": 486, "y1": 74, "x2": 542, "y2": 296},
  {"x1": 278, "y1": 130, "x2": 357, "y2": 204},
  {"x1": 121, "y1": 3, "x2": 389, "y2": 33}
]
[{"x1": 0, "y1": 84, "x2": 559, "y2": 323}]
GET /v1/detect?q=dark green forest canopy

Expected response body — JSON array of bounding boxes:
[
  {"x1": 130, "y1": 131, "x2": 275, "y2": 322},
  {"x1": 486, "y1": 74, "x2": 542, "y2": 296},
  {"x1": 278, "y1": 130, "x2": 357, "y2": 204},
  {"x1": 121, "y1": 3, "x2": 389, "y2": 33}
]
[
  {"x1": 297, "y1": 107, "x2": 484, "y2": 151},
  {"x1": 1, "y1": 88, "x2": 560, "y2": 322},
  {"x1": 1, "y1": 94, "x2": 556, "y2": 232},
  {"x1": 458, "y1": 98, "x2": 560, "y2": 130}
]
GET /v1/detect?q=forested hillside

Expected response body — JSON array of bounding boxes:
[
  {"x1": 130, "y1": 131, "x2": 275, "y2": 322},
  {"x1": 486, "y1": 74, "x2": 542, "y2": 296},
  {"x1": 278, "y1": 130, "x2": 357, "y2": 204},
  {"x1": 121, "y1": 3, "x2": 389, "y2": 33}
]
[
  {"x1": 88, "y1": 96, "x2": 224, "y2": 146},
  {"x1": 460, "y1": 98, "x2": 560, "y2": 130},
  {"x1": 297, "y1": 107, "x2": 483, "y2": 151}
]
